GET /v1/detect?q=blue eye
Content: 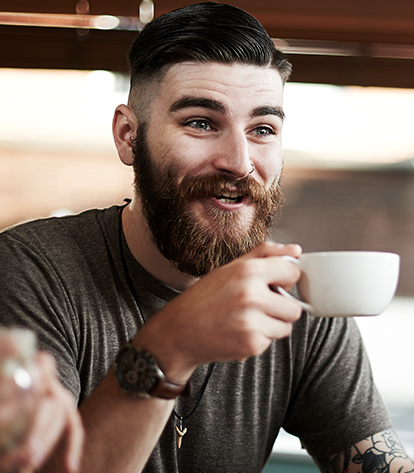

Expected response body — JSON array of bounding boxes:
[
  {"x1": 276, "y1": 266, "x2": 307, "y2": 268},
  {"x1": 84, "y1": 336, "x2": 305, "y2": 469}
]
[
  {"x1": 254, "y1": 126, "x2": 274, "y2": 136},
  {"x1": 187, "y1": 120, "x2": 212, "y2": 131}
]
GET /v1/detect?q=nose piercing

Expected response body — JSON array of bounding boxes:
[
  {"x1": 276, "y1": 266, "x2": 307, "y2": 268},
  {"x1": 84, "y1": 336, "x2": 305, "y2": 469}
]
[{"x1": 249, "y1": 163, "x2": 255, "y2": 174}]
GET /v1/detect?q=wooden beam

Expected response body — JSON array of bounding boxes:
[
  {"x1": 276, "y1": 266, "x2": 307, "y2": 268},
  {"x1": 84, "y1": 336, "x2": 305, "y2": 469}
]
[
  {"x1": 0, "y1": 25, "x2": 135, "y2": 71},
  {"x1": 1, "y1": 25, "x2": 414, "y2": 88}
]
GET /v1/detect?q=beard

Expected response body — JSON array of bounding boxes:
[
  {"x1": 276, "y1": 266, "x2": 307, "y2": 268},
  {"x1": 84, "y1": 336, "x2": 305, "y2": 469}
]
[{"x1": 132, "y1": 122, "x2": 285, "y2": 277}]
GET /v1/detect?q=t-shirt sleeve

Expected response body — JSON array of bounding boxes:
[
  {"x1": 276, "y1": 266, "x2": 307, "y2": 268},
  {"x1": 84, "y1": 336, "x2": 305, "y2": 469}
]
[
  {"x1": 283, "y1": 315, "x2": 392, "y2": 458},
  {"x1": 0, "y1": 228, "x2": 81, "y2": 401}
]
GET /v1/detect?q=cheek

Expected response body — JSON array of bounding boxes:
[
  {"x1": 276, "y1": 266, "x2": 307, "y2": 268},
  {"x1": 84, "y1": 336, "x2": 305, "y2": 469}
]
[
  {"x1": 147, "y1": 124, "x2": 208, "y2": 171},
  {"x1": 257, "y1": 147, "x2": 284, "y2": 186},
  {"x1": 171, "y1": 140, "x2": 216, "y2": 176}
]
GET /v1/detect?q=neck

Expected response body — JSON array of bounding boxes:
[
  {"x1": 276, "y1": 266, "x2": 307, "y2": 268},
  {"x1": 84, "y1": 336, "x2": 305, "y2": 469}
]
[{"x1": 122, "y1": 198, "x2": 199, "y2": 292}]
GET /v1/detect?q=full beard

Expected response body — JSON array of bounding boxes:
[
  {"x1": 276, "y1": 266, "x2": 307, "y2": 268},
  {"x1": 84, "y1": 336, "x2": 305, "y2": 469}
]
[{"x1": 132, "y1": 123, "x2": 285, "y2": 277}]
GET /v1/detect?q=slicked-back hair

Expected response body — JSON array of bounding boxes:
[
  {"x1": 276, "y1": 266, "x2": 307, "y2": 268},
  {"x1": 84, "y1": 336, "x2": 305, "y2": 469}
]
[{"x1": 128, "y1": 2, "x2": 292, "y2": 92}]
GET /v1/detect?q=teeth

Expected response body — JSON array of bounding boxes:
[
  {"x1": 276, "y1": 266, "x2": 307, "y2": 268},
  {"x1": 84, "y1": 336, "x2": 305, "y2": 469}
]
[
  {"x1": 216, "y1": 191, "x2": 242, "y2": 203},
  {"x1": 225, "y1": 191, "x2": 240, "y2": 199},
  {"x1": 218, "y1": 198, "x2": 236, "y2": 203}
]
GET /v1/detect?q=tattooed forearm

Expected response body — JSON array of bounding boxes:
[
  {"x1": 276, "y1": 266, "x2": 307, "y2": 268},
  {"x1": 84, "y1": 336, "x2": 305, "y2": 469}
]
[{"x1": 313, "y1": 429, "x2": 414, "y2": 473}]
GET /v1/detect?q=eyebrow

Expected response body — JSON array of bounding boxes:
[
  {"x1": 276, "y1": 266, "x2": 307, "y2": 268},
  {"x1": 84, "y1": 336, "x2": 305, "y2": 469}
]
[
  {"x1": 169, "y1": 97, "x2": 226, "y2": 114},
  {"x1": 168, "y1": 96, "x2": 285, "y2": 121},
  {"x1": 251, "y1": 105, "x2": 285, "y2": 121}
]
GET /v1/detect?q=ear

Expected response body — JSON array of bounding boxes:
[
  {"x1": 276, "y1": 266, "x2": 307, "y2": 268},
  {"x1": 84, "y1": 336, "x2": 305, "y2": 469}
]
[{"x1": 112, "y1": 104, "x2": 138, "y2": 166}]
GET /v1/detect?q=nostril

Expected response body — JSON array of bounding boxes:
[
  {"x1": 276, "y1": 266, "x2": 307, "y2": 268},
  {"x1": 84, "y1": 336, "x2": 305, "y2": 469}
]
[{"x1": 214, "y1": 161, "x2": 253, "y2": 180}]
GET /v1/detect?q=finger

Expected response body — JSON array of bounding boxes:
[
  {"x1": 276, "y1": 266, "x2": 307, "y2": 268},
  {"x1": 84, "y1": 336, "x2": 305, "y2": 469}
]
[
  {"x1": 63, "y1": 406, "x2": 84, "y2": 473},
  {"x1": 256, "y1": 255, "x2": 301, "y2": 289},
  {"x1": 28, "y1": 393, "x2": 66, "y2": 466},
  {"x1": 0, "y1": 418, "x2": 46, "y2": 473},
  {"x1": 243, "y1": 241, "x2": 302, "y2": 260},
  {"x1": 252, "y1": 294, "x2": 302, "y2": 340},
  {"x1": 19, "y1": 352, "x2": 82, "y2": 472},
  {"x1": 267, "y1": 291, "x2": 303, "y2": 323},
  {"x1": 237, "y1": 298, "x2": 301, "y2": 354},
  {"x1": 249, "y1": 282, "x2": 303, "y2": 324},
  {"x1": 35, "y1": 351, "x2": 57, "y2": 382},
  {"x1": 30, "y1": 387, "x2": 82, "y2": 473},
  {"x1": 280, "y1": 243, "x2": 302, "y2": 258},
  {"x1": 240, "y1": 283, "x2": 302, "y2": 331},
  {"x1": 264, "y1": 318, "x2": 294, "y2": 340},
  {"x1": 36, "y1": 353, "x2": 83, "y2": 473}
]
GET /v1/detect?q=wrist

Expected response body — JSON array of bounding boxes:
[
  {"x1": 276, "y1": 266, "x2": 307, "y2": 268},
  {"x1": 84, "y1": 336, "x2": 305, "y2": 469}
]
[
  {"x1": 131, "y1": 324, "x2": 197, "y2": 385},
  {"x1": 114, "y1": 344, "x2": 191, "y2": 399}
]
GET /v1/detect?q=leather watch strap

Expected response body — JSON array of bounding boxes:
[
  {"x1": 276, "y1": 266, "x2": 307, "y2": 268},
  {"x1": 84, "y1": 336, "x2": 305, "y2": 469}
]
[{"x1": 149, "y1": 374, "x2": 192, "y2": 399}]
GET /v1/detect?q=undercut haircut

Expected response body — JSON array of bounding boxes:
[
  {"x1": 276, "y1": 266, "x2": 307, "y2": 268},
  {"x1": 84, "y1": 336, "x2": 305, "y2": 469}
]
[{"x1": 128, "y1": 2, "x2": 292, "y2": 104}]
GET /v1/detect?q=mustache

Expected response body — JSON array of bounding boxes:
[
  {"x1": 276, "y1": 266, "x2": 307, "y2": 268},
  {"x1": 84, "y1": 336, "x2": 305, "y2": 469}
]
[{"x1": 173, "y1": 173, "x2": 277, "y2": 206}]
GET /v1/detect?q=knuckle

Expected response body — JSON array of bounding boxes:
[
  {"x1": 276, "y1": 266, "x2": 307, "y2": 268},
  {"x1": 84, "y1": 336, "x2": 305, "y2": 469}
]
[
  {"x1": 283, "y1": 299, "x2": 303, "y2": 322},
  {"x1": 245, "y1": 336, "x2": 269, "y2": 356},
  {"x1": 259, "y1": 241, "x2": 275, "y2": 253},
  {"x1": 292, "y1": 300, "x2": 304, "y2": 320},
  {"x1": 279, "y1": 322, "x2": 293, "y2": 339},
  {"x1": 236, "y1": 317, "x2": 269, "y2": 356},
  {"x1": 280, "y1": 258, "x2": 301, "y2": 282},
  {"x1": 237, "y1": 287, "x2": 261, "y2": 310},
  {"x1": 291, "y1": 264, "x2": 301, "y2": 281},
  {"x1": 284, "y1": 298, "x2": 301, "y2": 318},
  {"x1": 234, "y1": 258, "x2": 263, "y2": 281}
]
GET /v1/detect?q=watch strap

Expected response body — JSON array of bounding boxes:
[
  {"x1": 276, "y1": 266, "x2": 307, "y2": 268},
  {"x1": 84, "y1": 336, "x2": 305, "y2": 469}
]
[{"x1": 148, "y1": 371, "x2": 192, "y2": 399}]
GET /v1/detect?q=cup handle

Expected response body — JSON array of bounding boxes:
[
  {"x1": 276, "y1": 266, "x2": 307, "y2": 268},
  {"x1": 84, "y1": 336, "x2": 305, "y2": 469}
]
[{"x1": 277, "y1": 255, "x2": 315, "y2": 314}]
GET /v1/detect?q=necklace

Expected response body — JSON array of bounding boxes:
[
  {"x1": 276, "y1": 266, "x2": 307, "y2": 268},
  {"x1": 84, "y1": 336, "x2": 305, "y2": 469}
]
[
  {"x1": 117, "y1": 201, "x2": 215, "y2": 449},
  {"x1": 173, "y1": 363, "x2": 214, "y2": 448}
]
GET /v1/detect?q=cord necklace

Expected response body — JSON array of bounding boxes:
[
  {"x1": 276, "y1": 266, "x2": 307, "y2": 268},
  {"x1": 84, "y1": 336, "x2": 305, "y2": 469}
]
[{"x1": 118, "y1": 201, "x2": 215, "y2": 449}]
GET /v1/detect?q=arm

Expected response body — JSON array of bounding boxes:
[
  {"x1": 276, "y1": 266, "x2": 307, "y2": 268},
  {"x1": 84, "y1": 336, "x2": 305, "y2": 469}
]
[
  {"x1": 41, "y1": 241, "x2": 303, "y2": 473},
  {"x1": 313, "y1": 429, "x2": 414, "y2": 473}
]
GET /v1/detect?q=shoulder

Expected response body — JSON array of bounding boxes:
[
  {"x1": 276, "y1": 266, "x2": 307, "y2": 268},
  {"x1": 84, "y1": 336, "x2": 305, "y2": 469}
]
[
  {"x1": 1, "y1": 205, "x2": 117, "y2": 236},
  {"x1": 0, "y1": 206, "x2": 119, "y2": 252},
  {"x1": 0, "y1": 206, "x2": 123, "y2": 284},
  {"x1": 290, "y1": 311, "x2": 363, "y2": 355}
]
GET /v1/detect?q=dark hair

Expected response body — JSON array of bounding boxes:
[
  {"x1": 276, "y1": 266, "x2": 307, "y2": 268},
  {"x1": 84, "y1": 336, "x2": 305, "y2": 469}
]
[{"x1": 128, "y1": 2, "x2": 292, "y2": 89}]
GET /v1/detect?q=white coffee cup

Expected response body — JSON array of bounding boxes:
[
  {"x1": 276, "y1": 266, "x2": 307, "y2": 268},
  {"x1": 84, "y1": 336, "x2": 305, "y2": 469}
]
[{"x1": 277, "y1": 251, "x2": 400, "y2": 317}]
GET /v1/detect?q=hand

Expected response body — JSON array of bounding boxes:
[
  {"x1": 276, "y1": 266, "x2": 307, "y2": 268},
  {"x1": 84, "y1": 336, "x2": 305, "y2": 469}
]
[
  {"x1": 0, "y1": 350, "x2": 84, "y2": 473},
  {"x1": 135, "y1": 241, "x2": 303, "y2": 382}
]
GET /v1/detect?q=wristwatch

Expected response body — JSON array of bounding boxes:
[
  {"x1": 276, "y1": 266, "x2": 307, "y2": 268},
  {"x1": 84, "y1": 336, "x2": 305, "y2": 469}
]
[{"x1": 114, "y1": 344, "x2": 191, "y2": 399}]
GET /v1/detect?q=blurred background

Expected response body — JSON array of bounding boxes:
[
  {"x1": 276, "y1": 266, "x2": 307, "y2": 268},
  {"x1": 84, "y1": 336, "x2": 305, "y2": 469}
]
[{"x1": 1, "y1": 1, "x2": 414, "y2": 471}]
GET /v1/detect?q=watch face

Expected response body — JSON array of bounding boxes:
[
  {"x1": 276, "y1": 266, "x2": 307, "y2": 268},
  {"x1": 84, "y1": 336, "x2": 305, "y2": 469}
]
[{"x1": 115, "y1": 346, "x2": 158, "y2": 395}]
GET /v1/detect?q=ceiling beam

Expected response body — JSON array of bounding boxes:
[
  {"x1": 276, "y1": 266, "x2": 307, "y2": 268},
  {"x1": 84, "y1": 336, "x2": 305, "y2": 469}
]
[{"x1": 1, "y1": 24, "x2": 413, "y2": 89}]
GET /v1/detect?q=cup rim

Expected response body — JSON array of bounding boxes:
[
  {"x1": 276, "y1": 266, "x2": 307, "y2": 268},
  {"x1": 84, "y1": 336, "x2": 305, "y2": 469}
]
[{"x1": 299, "y1": 250, "x2": 399, "y2": 259}]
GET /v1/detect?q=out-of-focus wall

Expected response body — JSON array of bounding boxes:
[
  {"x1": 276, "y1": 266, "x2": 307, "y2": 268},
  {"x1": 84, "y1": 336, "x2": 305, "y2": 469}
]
[{"x1": 274, "y1": 167, "x2": 414, "y2": 296}]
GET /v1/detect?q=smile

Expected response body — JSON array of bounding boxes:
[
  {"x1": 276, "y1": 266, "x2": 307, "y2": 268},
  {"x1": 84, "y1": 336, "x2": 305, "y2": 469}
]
[{"x1": 215, "y1": 191, "x2": 243, "y2": 204}]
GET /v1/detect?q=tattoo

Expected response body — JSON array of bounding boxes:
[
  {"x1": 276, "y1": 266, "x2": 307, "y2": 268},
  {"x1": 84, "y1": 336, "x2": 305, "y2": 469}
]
[{"x1": 314, "y1": 429, "x2": 414, "y2": 473}]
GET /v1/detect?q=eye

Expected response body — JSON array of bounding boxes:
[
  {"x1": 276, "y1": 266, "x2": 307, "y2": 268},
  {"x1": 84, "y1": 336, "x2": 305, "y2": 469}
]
[
  {"x1": 252, "y1": 126, "x2": 275, "y2": 137},
  {"x1": 185, "y1": 119, "x2": 213, "y2": 131}
]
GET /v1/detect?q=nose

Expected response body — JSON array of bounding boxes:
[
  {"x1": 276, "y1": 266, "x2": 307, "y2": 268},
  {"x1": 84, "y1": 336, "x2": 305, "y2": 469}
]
[{"x1": 212, "y1": 129, "x2": 252, "y2": 179}]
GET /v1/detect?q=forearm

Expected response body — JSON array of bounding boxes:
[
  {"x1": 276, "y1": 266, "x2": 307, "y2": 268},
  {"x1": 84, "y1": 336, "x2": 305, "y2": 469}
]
[
  {"x1": 40, "y1": 368, "x2": 174, "y2": 473},
  {"x1": 314, "y1": 429, "x2": 414, "y2": 473},
  {"x1": 38, "y1": 241, "x2": 304, "y2": 472}
]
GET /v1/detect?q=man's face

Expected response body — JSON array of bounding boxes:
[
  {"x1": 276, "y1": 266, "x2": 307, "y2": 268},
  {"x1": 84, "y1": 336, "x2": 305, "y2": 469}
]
[{"x1": 132, "y1": 62, "x2": 286, "y2": 277}]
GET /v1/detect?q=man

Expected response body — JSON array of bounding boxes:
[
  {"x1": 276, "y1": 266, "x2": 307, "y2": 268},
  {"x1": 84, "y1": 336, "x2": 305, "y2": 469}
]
[{"x1": 0, "y1": 3, "x2": 413, "y2": 472}]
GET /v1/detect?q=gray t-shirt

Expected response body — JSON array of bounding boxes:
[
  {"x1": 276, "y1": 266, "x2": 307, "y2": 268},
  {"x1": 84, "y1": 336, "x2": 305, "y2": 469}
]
[{"x1": 0, "y1": 205, "x2": 392, "y2": 471}]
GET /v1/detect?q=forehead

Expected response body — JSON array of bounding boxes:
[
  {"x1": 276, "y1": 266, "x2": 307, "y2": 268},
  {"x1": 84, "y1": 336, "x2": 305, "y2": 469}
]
[{"x1": 151, "y1": 62, "x2": 284, "y2": 113}]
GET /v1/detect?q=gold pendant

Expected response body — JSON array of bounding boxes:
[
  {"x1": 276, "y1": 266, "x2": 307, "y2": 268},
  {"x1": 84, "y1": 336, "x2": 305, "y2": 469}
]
[{"x1": 175, "y1": 425, "x2": 188, "y2": 449}]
